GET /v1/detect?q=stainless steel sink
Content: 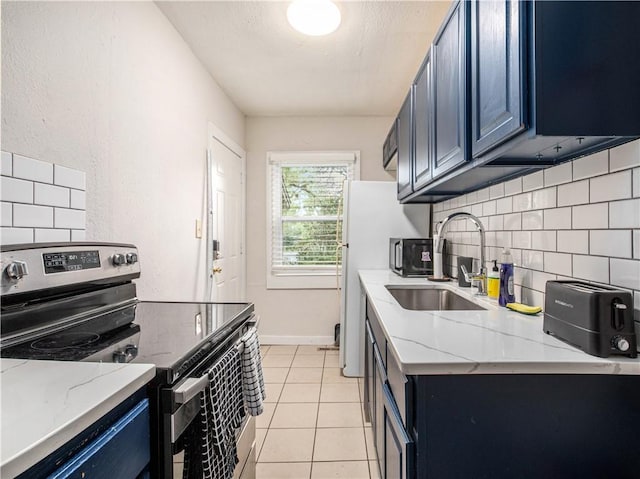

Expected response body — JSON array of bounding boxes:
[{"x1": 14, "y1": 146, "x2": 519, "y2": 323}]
[{"x1": 385, "y1": 286, "x2": 486, "y2": 311}]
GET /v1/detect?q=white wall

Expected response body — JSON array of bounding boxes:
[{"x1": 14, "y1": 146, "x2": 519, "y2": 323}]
[
  {"x1": 246, "y1": 116, "x2": 395, "y2": 343},
  {"x1": 1, "y1": 1, "x2": 245, "y2": 301}
]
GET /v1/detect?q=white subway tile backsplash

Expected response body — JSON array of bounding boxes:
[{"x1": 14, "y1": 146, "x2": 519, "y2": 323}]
[
  {"x1": 590, "y1": 230, "x2": 632, "y2": 259},
  {"x1": 72, "y1": 230, "x2": 86, "y2": 242},
  {"x1": 543, "y1": 207, "x2": 571, "y2": 230},
  {"x1": 476, "y1": 187, "x2": 490, "y2": 202},
  {"x1": 55, "y1": 208, "x2": 85, "y2": 229},
  {"x1": 532, "y1": 187, "x2": 557, "y2": 209},
  {"x1": 557, "y1": 231, "x2": 589, "y2": 254},
  {"x1": 34, "y1": 183, "x2": 70, "y2": 208},
  {"x1": 503, "y1": 213, "x2": 522, "y2": 231},
  {"x1": 521, "y1": 250, "x2": 544, "y2": 271},
  {"x1": 1, "y1": 151, "x2": 12, "y2": 176},
  {"x1": 489, "y1": 215, "x2": 504, "y2": 231},
  {"x1": 70, "y1": 190, "x2": 86, "y2": 210},
  {"x1": 54, "y1": 165, "x2": 86, "y2": 190},
  {"x1": 1, "y1": 202, "x2": 12, "y2": 227},
  {"x1": 35, "y1": 228, "x2": 71, "y2": 243},
  {"x1": 504, "y1": 177, "x2": 522, "y2": 196},
  {"x1": 544, "y1": 162, "x2": 572, "y2": 187},
  {"x1": 572, "y1": 150, "x2": 608, "y2": 180},
  {"x1": 13, "y1": 154, "x2": 53, "y2": 183},
  {"x1": 557, "y1": 180, "x2": 589, "y2": 207},
  {"x1": 609, "y1": 258, "x2": 640, "y2": 290},
  {"x1": 543, "y1": 252, "x2": 572, "y2": 276},
  {"x1": 1, "y1": 152, "x2": 87, "y2": 245},
  {"x1": 609, "y1": 199, "x2": 640, "y2": 229},
  {"x1": 590, "y1": 170, "x2": 632, "y2": 203},
  {"x1": 522, "y1": 171, "x2": 544, "y2": 192},
  {"x1": 572, "y1": 203, "x2": 608, "y2": 229},
  {"x1": 1, "y1": 227, "x2": 33, "y2": 244},
  {"x1": 519, "y1": 287, "x2": 544, "y2": 307},
  {"x1": 531, "y1": 271, "x2": 557, "y2": 293},
  {"x1": 609, "y1": 140, "x2": 640, "y2": 172},
  {"x1": 489, "y1": 184, "x2": 505, "y2": 199},
  {"x1": 512, "y1": 192, "x2": 532, "y2": 212},
  {"x1": 522, "y1": 210, "x2": 544, "y2": 230},
  {"x1": 532, "y1": 231, "x2": 557, "y2": 252},
  {"x1": 433, "y1": 141, "x2": 639, "y2": 304},
  {"x1": 496, "y1": 197, "x2": 512, "y2": 214},
  {"x1": 13, "y1": 204, "x2": 53, "y2": 228},
  {"x1": 512, "y1": 231, "x2": 532, "y2": 249},
  {"x1": 483, "y1": 201, "x2": 497, "y2": 216},
  {"x1": 1, "y1": 176, "x2": 33, "y2": 204},
  {"x1": 573, "y1": 255, "x2": 610, "y2": 283}
]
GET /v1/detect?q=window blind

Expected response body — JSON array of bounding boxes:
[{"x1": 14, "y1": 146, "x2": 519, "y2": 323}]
[{"x1": 268, "y1": 152, "x2": 357, "y2": 277}]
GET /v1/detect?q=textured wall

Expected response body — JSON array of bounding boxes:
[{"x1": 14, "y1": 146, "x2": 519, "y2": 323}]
[
  {"x1": 1, "y1": 1, "x2": 245, "y2": 301},
  {"x1": 246, "y1": 116, "x2": 395, "y2": 342}
]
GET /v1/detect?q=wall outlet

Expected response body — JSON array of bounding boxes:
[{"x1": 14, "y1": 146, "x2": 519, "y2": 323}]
[{"x1": 195, "y1": 219, "x2": 202, "y2": 239}]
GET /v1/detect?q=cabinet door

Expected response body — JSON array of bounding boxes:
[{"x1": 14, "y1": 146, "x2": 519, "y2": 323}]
[
  {"x1": 364, "y1": 321, "x2": 375, "y2": 424},
  {"x1": 432, "y1": 1, "x2": 469, "y2": 179},
  {"x1": 412, "y1": 53, "x2": 433, "y2": 191},
  {"x1": 373, "y1": 344, "x2": 387, "y2": 477},
  {"x1": 383, "y1": 384, "x2": 414, "y2": 479},
  {"x1": 396, "y1": 89, "x2": 414, "y2": 200},
  {"x1": 470, "y1": 0, "x2": 526, "y2": 157}
]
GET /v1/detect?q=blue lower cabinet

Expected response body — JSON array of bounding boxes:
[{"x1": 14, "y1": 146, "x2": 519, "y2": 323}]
[{"x1": 48, "y1": 399, "x2": 150, "y2": 479}]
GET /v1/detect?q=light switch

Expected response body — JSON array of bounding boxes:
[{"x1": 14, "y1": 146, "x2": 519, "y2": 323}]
[{"x1": 195, "y1": 219, "x2": 202, "y2": 238}]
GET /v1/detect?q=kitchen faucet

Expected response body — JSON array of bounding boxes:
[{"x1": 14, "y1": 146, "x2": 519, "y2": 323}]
[{"x1": 434, "y1": 212, "x2": 487, "y2": 296}]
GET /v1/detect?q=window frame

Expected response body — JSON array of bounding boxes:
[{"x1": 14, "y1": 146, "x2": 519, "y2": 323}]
[{"x1": 266, "y1": 151, "x2": 360, "y2": 289}]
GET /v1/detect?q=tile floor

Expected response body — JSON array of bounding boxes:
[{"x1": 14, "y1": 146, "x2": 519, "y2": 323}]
[{"x1": 256, "y1": 344, "x2": 379, "y2": 479}]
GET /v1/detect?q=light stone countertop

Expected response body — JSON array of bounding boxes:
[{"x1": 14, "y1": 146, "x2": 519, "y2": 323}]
[
  {"x1": 1, "y1": 359, "x2": 155, "y2": 478},
  {"x1": 360, "y1": 270, "x2": 640, "y2": 376}
]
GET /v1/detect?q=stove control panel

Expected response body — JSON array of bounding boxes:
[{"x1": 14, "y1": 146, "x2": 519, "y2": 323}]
[
  {"x1": 1, "y1": 242, "x2": 141, "y2": 297},
  {"x1": 44, "y1": 250, "x2": 101, "y2": 274}
]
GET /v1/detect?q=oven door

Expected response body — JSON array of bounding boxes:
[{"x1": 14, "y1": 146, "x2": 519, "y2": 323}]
[{"x1": 156, "y1": 316, "x2": 258, "y2": 478}]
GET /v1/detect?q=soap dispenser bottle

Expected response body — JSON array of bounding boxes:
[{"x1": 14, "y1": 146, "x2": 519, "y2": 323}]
[
  {"x1": 487, "y1": 260, "x2": 500, "y2": 299},
  {"x1": 499, "y1": 249, "x2": 515, "y2": 306}
]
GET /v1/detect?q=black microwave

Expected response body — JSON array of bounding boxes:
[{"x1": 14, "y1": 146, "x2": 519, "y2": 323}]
[{"x1": 389, "y1": 238, "x2": 434, "y2": 277}]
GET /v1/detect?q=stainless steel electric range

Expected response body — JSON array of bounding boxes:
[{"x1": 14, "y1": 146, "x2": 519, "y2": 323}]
[{"x1": 0, "y1": 242, "x2": 256, "y2": 479}]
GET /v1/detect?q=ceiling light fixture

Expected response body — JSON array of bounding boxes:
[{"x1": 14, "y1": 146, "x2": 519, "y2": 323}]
[{"x1": 287, "y1": 0, "x2": 341, "y2": 36}]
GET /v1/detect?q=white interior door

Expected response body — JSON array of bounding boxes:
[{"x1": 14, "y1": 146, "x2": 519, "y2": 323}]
[{"x1": 207, "y1": 128, "x2": 246, "y2": 302}]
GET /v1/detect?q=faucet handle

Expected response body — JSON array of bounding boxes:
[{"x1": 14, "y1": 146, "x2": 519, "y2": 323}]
[{"x1": 460, "y1": 264, "x2": 474, "y2": 283}]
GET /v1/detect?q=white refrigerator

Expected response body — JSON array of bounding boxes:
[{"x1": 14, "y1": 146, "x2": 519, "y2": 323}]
[{"x1": 339, "y1": 181, "x2": 430, "y2": 377}]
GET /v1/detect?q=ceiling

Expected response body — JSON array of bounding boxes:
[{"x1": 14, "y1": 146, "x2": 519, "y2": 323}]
[{"x1": 156, "y1": 1, "x2": 452, "y2": 117}]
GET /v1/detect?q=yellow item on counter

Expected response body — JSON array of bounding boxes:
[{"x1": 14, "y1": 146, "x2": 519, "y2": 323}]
[
  {"x1": 506, "y1": 303, "x2": 542, "y2": 315},
  {"x1": 487, "y1": 260, "x2": 500, "y2": 299}
]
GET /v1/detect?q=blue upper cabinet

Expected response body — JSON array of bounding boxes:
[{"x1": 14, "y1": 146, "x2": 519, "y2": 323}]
[
  {"x1": 396, "y1": 88, "x2": 414, "y2": 200},
  {"x1": 431, "y1": 1, "x2": 469, "y2": 179},
  {"x1": 470, "y1": 0, "x2": 525, "y2": 157},
  {"x1": 412, "y1": 51, "x2": 433, "y2": 191},
  {"x1": 396, "y1": 0, "x2": 640, "y2": 203}
]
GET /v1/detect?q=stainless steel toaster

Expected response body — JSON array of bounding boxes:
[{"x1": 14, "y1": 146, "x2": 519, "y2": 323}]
[{"x1": 544, "y1": 281, "x2": 637, "y2": 358}]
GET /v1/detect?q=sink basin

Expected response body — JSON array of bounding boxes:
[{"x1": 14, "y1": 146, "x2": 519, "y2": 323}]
[{"x1": 385, "y1": 286, "x2": 486, "y2": 311}]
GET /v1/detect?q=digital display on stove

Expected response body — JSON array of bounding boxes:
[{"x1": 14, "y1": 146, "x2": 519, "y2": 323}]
[{"x1": 43, "y1": 250, "x2": 101, "y2": 274}]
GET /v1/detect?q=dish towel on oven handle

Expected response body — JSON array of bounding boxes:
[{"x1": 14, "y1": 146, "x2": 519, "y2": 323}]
[
  {"x1": 239, "y1": 327, "x2": 266, "y2": 416},
  {"x1": 182, "y1": 346, "x2": 245, "y2": 479}
]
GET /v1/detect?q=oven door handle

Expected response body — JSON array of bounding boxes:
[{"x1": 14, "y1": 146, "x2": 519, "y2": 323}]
[
  {"x1": 174, "y1": 340, "x2": 248, "y2": 406},
  {"x1": 174, "y1": 375, "x2": 210, "y2": 405}
]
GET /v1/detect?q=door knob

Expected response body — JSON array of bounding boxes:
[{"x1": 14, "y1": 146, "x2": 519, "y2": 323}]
[{"x1": 212, "y1": 267, "x2": 222, "y2": 274}]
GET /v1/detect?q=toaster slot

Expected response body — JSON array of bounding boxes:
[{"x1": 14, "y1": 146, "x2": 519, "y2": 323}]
[{"x1": 612, "y1": 301, "x2": 627, "y2": 331}]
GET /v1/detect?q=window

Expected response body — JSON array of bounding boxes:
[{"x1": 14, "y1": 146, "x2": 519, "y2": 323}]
[{"x1": 267, "y1": 151, "x2": 360, "y2": 289}]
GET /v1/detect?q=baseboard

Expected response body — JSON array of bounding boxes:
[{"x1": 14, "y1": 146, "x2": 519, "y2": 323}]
[{"x1": 259, "y1": 335, "x2": 335, "y2": 346}]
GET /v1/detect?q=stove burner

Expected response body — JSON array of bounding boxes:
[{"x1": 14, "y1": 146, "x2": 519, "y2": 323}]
[{"x1": 31, "y1": 332, "x2": 101, "y2": 351}]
